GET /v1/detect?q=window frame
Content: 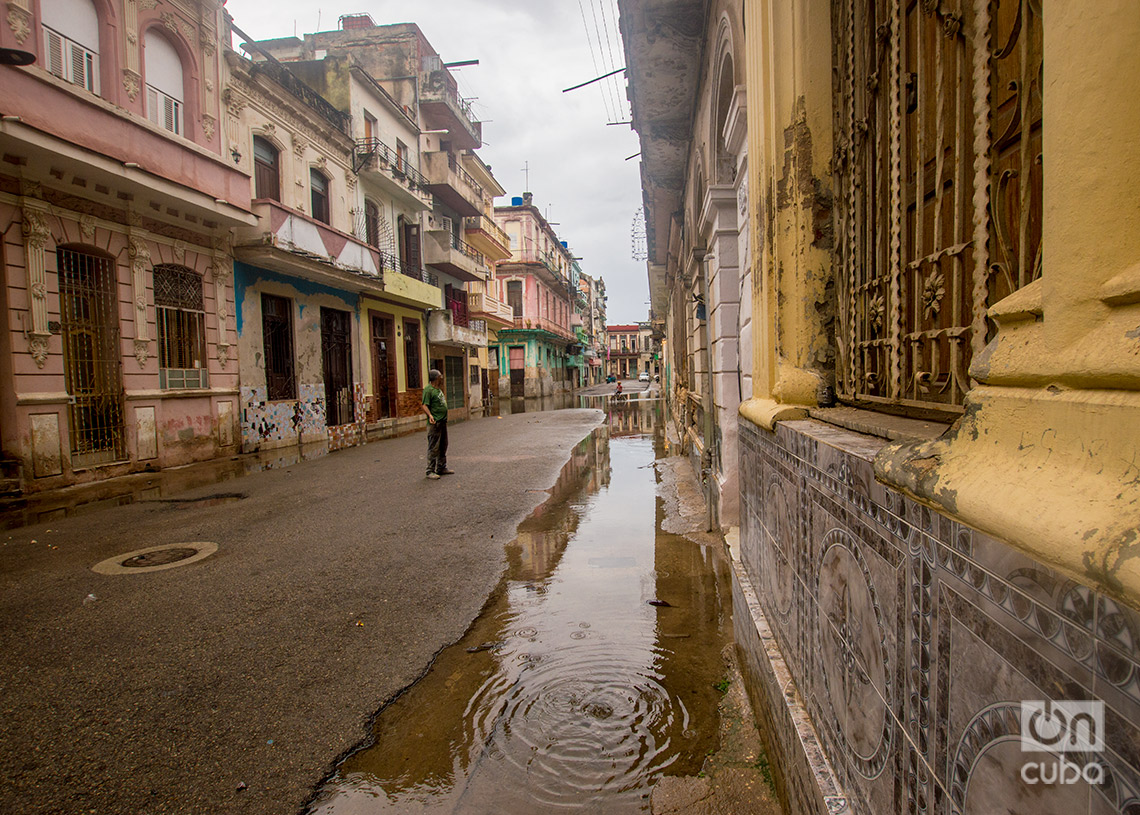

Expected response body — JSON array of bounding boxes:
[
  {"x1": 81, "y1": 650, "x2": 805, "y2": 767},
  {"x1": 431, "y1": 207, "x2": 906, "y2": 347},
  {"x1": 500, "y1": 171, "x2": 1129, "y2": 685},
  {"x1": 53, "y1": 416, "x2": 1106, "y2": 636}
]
[
  {"x1": 153, "y1": 264, "x2": 208, "y2": 390},
  {"x1": 310, "y1": 168, "x2": 330, "y2": 224},
  {"x1": 253, "y1": 136, "x2": 281, "y2": 202},
  {"x1": 261, "y1": 293, "x2": 296, "y2": 401},
  {"x1": 403, "y1": 318, "x2": 423, "y2": 389}
]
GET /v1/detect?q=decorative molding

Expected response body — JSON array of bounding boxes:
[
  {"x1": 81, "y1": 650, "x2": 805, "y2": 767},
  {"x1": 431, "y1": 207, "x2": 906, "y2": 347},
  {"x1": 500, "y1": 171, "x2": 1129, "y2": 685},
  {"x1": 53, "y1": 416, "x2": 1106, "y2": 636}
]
[
  {"x1": 123, "y1": 69, "x2": 141, "y2": 102},
  {"x1": 6, "y1": 2, "x2": 31, "y2": 44},
  {"x1": 201, "y1": 113, "x2": 215, "y2": 141},
  {"x1": 134, "y1": 338, "x2": 151, "y2": 367},
  {"x1": 139, "y1": 0, "x2": 157, "y2": 9},
  {"x1": 261, "y1": 122, "x2": 276, "y2": 139},
  {"x1": 200, "y1": 30, "x2": 216, "y2": 56},
  {"x1": 20, "y1": 201, "x2": 52, "y2": 367},
  {"x1": 79, "y1": 214, "x2": 97, "y2": 242},
  {"x1": 19, "y1": 179, "x2": 42, "y2": 199},
  {"x1": 211, "y1": 237, "x2": 232, "y2": 368},
  {"x1": 172, "y1": 239, "x2": 186, "y2": 262},
  {"x1": 293, "y1": 136, "x2": 309, "y2": 159},
  {"x1": 21, "y1": 207, "x2": 51, "y2": 250},
  {"x1": 28, "y1": 333, "x2": 49, "y2": 368},
  {"x1": 128, "y1": 234, "x2": 151, "y2": 344}
]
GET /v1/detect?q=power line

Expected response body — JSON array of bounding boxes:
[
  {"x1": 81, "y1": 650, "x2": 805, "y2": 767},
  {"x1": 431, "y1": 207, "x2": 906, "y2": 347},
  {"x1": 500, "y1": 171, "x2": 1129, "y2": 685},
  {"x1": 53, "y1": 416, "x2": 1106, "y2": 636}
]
[
  {"x1": 577, "y1": 0, "x2": 616, "y2": 122},
  {"x1": 586, "y1": 0, "x2": 621, "y2": 122},
  {"x1": 598, "y1": 0, "x2": 629, "y2": 120}
]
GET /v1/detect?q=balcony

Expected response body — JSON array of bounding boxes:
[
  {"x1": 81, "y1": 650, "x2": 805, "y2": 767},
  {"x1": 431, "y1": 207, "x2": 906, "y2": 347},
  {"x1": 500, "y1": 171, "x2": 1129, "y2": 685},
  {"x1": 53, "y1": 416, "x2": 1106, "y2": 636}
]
[
  {"x1": 427, "y1": 307, "x2": 487, "y2": 349},
  {"x1": 235, "y1": 200, "x2": 385, "y2": 293},
  {"x1": 468, "y1": 291, "x2": 515, "y2": 329},
  {"x1": 509, "y1": 315, "x2": 575, "y2": 342},
  {"x1": 375, "y1": 249, "x2": 441, "y2": 310},
  {"x1": 421, "y1": 151, "x2": 483, "y2": 217},
  {"x1": 423, "y1": 228, "x2": 487, "y2": 282},
  {"x1": 353, "y1": 139, "x2": 432, "y2": 211},
  {"x1": 419, "y1": 59, "x2": 482, "y2": 150},
  {"x1": 463, "y1": 214, "x2": 511, "y2": 261},
  {"x1": 250, "y1": 58, "x2": 351, "y2": 136}
]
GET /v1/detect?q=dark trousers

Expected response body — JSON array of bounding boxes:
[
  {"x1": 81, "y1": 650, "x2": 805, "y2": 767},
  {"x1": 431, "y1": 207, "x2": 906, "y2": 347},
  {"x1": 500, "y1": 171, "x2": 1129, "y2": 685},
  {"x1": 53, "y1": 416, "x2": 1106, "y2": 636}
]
[{"x1": 427, "y1": 418, "x2": 448, "y2": 474}]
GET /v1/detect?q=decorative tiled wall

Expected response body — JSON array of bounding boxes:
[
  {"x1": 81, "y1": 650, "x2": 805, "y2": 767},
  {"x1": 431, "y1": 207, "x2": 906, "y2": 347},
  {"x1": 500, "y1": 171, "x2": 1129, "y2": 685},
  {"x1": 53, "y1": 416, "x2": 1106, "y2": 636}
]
[
  {"x1": 737, "y1": 417, "x2": 1140, "y2": 815},
  {"x1": 240, "y1": 384, "x2": 326, "y2": 451}
]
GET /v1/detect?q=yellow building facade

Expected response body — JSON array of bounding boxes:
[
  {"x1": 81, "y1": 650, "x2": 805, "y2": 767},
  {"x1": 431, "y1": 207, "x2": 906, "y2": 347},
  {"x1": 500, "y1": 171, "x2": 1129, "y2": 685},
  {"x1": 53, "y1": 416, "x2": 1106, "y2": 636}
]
[{"x1": 623, "y1": 1, "x2": 1140, "y2": 813}]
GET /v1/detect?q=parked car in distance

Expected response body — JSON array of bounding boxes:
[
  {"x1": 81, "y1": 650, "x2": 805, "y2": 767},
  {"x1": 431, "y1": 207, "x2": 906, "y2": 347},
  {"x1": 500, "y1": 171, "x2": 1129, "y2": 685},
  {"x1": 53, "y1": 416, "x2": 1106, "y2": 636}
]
[{"x1": 638, "y1": 372, "x2": 650, "y2": 382}]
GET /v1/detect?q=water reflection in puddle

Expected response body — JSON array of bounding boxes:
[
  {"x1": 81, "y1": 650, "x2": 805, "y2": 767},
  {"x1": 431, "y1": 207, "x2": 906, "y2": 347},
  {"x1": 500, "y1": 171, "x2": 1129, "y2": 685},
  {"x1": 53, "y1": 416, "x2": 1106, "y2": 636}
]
[{"x1": 307, "y1": 401, "x2": 731, "y2": 814}]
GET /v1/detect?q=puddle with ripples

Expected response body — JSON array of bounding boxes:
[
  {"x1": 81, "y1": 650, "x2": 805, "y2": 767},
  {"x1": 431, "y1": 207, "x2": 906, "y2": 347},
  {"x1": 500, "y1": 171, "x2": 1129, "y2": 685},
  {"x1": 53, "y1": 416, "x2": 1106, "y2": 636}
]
[{"x1": 306, "y1": 400, "x2": 732, "y2": 814}]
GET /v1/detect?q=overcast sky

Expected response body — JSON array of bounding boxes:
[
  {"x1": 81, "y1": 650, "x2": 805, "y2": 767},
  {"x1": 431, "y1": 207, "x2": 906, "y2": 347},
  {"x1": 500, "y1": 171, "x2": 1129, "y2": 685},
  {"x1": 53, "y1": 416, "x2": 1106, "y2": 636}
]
[{"x1": 226, "y1": 0, "x2": 648, "y2": 325}]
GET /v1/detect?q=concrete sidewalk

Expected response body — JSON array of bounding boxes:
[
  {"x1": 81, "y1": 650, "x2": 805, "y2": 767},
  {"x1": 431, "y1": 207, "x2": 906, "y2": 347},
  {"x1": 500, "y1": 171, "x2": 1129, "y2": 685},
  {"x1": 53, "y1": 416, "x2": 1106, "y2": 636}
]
[{"x1": 0, "y1": 408, "x2": 603, "y2": 815}]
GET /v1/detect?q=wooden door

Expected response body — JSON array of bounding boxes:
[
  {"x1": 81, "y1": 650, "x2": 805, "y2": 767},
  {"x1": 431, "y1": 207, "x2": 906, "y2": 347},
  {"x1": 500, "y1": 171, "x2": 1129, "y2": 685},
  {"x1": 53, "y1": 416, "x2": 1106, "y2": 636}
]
[{"x1": 370, "y1": 314, "x2": 396, "y2": 420}]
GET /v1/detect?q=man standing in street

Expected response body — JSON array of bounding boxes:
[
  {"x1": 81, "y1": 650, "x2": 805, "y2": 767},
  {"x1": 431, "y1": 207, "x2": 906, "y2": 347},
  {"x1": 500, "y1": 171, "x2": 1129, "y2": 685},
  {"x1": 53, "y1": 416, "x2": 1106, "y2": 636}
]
[{"x1": 421, "y1": 369, "x2": 453, "y2": 480}]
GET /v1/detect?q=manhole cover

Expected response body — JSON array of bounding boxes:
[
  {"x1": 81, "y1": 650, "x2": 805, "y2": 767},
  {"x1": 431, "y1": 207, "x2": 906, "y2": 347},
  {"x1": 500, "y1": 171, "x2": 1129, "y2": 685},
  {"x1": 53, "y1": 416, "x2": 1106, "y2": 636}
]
[
  {"x1": 93, "y1": 542, "x2": 218, "y2": 575},
  {"x1": 120, "y1": 547, "x2": 201, "y2": 568}
]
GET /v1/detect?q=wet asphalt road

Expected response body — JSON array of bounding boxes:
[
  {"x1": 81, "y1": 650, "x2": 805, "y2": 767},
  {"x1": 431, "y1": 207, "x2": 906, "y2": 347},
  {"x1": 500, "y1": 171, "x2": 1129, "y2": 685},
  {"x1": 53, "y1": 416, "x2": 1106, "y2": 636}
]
[{"x1": 0, "y1": 408, "x2": 603, "y2": 815}]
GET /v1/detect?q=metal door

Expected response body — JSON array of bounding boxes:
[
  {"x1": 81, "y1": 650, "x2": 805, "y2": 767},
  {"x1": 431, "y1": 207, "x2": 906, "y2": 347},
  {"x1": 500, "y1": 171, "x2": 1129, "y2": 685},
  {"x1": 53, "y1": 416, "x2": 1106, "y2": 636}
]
[
  {"x1": 320, "y1": 307, "x2": 354, "y2": 427},
  {"x1": 370, "y1": 314, "x2": 396, "y2": 419},
  {"x1": 58, "y1": 247, "x2": 125, "y2": 467}
]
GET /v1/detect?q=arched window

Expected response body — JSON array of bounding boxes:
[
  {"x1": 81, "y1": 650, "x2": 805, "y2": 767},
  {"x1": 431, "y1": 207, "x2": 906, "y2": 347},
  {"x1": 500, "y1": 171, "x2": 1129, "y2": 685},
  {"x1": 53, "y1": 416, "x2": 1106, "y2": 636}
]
[
  {"x1": 364, "y1": 200, "x2": 380, "y2": 247},
  {"x1": 310, "y1": 169, "x2": 330, "y2": 224},
  {"x1": 144, "y1": 30, "x2": 184, "y2": 135},
  {"x1": 154, "y1": 264, "x2": 207, "y2": 389},
  {"x1": 41, "y1": 0, "x2": 100, "y2": 93},
  {"x1": 253, "y1": 136, "x2": 280, "y2": 201}
]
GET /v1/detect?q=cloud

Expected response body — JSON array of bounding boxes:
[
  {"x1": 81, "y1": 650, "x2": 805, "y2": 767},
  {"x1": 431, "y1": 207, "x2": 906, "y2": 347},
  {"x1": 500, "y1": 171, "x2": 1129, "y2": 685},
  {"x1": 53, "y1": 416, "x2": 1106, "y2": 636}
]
[{"x1": 226, "y1": 0, "x2": 647, "y2": 323}]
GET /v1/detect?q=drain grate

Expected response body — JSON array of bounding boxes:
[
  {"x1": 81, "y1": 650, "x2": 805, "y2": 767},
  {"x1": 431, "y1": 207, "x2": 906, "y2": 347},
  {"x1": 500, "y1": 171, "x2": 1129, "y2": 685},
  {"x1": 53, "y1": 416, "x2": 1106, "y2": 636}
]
[{"x1": 93, "y1": 542, "x2": 218, "y2": 575}]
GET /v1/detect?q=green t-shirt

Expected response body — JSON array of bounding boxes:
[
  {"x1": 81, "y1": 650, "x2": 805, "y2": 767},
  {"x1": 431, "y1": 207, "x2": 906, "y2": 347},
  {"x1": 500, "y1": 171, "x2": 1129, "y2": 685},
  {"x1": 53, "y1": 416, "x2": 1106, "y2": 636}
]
[{"x1": 422, "y1": 384, "x2": 448, "y2": 421}]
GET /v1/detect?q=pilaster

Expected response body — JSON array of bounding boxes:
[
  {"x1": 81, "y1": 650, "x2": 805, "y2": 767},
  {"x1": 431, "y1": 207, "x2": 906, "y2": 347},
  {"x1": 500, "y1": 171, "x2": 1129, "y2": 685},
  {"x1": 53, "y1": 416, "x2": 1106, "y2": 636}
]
[{"x1": 19, "y1": 195, "x2": 52, "y2": 368}]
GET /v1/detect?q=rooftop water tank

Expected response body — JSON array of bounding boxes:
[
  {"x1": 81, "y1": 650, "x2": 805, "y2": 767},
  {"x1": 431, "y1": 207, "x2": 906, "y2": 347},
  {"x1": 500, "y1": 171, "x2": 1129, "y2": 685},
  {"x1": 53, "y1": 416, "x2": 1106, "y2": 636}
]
[{"x1": 511, "y1": 196, "x2": 523, "y2": 206}]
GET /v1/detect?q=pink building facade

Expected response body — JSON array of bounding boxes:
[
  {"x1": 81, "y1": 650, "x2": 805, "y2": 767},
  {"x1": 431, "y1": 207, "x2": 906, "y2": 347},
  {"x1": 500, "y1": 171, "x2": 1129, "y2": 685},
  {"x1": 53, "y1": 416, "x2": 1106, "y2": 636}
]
[
  {"x1": 491, "y1": 196, "x2": 576, "y2": 398},
  {"x1": 0, "y1": 0, "x2": 254, "y2": 491}
]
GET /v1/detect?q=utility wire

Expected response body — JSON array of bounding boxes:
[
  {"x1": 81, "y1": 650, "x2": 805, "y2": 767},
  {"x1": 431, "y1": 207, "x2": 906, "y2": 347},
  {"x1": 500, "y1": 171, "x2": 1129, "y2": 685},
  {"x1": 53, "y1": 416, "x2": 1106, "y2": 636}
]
[
  {"x1": 598, "y1": 0, "x2": 629, "y2": 120},
  {"x1": 577, "y1": 0, "x2": 616, "y2": 122},
  {"x1": 586, "y1": 0, "x2": 621, "y2": 121}
]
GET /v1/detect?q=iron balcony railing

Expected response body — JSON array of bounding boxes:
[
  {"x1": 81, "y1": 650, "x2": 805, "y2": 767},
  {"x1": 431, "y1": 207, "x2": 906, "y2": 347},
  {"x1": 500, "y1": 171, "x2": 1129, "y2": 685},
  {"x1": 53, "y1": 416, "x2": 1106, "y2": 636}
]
[
  {"x1": 353, "y1": 138, "x2": 429, "y2": 189},
  {"x1": 377, "y1": 249, "x2": 438, "y2": 287},
  {"x1": 463, "y1": 214, "x2": 510, "y2": 250},
  {"x1": 447, "y1": 153, "x2": 485, "y2": 201},
  {"x1": 449, "y1": 232, "x2": 486, "y2": 267},
  {"x1": 249, "y1": 59, "x2": 350, "y2": 135}
]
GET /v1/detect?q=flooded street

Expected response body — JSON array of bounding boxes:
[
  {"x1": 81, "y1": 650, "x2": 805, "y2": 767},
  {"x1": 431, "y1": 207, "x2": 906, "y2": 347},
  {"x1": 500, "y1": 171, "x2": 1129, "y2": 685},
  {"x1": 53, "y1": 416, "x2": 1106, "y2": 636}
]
[{"x1": 307, "y1": 401, "x2": 735, "y2": 814}]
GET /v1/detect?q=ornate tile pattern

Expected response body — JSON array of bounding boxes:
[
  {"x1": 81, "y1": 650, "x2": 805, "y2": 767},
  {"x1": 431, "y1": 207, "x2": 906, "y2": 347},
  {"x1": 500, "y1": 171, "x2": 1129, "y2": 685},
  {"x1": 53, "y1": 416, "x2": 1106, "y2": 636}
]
[
  {"x1": 240, "y1": 384, "x2": 326, "y2": 451},
  {"x1": 738, "y1": 417, "x2": 1140, "y2": 815}
]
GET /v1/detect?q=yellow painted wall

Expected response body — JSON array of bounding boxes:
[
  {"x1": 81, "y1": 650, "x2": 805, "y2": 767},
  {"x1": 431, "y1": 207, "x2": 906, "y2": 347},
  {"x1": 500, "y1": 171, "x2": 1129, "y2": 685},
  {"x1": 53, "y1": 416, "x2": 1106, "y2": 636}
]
[{"x1": 358, "y1": 297, "x2": 428, "y2": 395}]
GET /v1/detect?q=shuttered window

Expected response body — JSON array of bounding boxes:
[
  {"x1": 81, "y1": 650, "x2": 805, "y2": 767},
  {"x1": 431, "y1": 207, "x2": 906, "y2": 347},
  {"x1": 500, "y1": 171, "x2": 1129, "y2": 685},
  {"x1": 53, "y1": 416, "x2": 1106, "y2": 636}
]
[
  {"x1": 144, "y1": 30, "x2": 184, "y2": 136},
  {"x1": 43, "y1": 26, "x2": 98, "y2": 92},
  {"x1": 41, "y1": 0, "x2": 99, "y2": 94}
]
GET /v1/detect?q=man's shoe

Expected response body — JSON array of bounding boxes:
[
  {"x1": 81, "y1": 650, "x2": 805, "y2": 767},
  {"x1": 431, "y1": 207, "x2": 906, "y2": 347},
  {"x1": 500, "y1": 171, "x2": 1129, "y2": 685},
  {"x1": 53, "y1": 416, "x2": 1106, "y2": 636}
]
[
  {"x1": 439, "y1": 468, "x2": 455, "y2": 475},
  {"x1": 426, "y1": 472, "x2": 441, "y2": 480}
]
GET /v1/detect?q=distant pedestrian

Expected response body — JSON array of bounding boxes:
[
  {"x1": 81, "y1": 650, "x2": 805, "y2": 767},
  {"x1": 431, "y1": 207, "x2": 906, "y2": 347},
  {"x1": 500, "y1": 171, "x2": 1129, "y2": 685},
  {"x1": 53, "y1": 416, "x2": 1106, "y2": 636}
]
[{"x1": 422, "y1": 369, "x2": 453, "y2": 479}]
